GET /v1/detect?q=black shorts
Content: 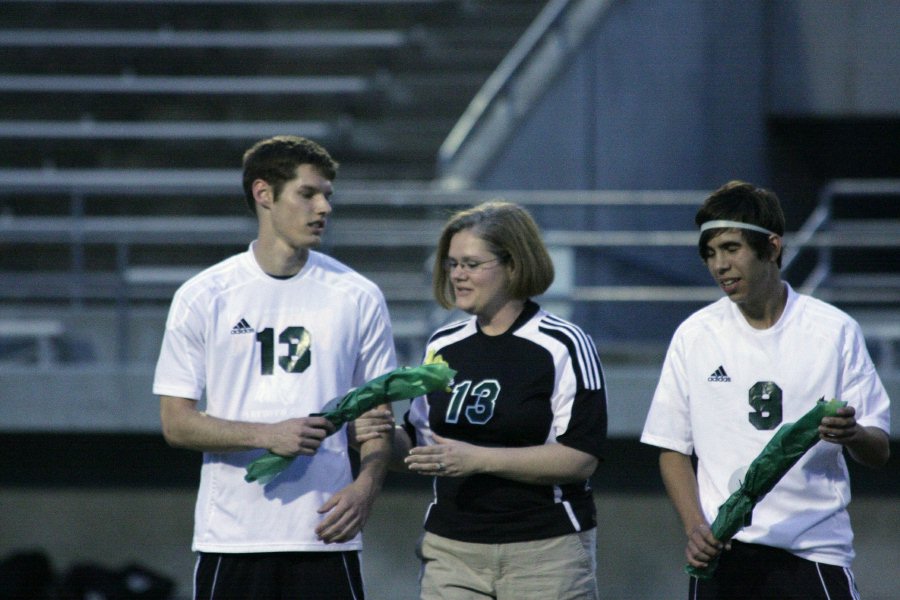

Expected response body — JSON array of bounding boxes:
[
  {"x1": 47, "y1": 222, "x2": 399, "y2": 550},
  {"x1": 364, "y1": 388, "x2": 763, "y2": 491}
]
[
  {"x1": 689, "y1": 540, "x2": 860, "y2": 600},
  {"x1": 194, "y1": 551, "x2": 365, "y2": 600}
]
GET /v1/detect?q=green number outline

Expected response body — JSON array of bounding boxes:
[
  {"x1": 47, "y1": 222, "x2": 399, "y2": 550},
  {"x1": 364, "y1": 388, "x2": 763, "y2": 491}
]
[{"x1": 445, "y1": 379, "x2": 500, "y2": 425}]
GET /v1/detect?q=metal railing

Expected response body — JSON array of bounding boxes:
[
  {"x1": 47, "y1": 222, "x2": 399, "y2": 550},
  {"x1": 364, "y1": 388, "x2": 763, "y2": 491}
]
[
  {"x1": 0, "y1": 28, "x2": 408, "y2": 49},
  {"x1": 0, "y1": 120, "x2": 336, "y2": 141},
  {"x1": 4, "y1": 0, "x2": 452, "y2": 4},
  {"x1": 782, "y1": 178, "x2": 900, "y2": 299},
  {"x1": 2, "y1": 178, "x2": 898, "y2": 434},
  {"x1": 0, "y1": 74, "x2": 373, "y2": 95},
  {"x1": 437, "y1": 0, "x2": 612, "y2": 188},
  {"x1": 2, "y1": 175, "x2": 898, "y2": 308}
]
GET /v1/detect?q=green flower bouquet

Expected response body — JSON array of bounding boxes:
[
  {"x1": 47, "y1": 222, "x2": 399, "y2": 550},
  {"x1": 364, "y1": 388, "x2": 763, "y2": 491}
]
[
  {"x1": 245, "y1": 352, "x2": 455, "y2": 485},
  {"x1": 686, "y1": 397, "x2": 847, "y2": 579}
]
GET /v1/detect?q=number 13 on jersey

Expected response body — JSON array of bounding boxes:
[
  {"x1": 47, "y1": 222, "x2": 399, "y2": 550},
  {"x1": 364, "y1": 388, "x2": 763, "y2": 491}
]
[
  {"x1": 256, "y1": 326, "x2": 311, "y2": 375},
  {"x1": 445, "y1": 379, "x2": 500, "y2": 425}
]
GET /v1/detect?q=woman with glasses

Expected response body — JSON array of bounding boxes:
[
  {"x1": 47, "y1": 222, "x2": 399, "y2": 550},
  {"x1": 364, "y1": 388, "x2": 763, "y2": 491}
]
[{"x1": 356, "y1": 201, "x2": 608, "y2": 599}]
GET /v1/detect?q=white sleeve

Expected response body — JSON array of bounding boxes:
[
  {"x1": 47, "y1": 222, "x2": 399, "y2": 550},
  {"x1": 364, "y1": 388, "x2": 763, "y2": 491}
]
[
  {"x1": 843, "y1": 320, "x2": 891, "y2": 435},
  {"x1": 352, "y1": 287, "x2": 398, "y2": 386},
  {"x1": 152, "y1": 289, "x2": 207, "y2": 401},
  {"x1": 641, "y1": 330, "x2": 694, "y2": 454}
]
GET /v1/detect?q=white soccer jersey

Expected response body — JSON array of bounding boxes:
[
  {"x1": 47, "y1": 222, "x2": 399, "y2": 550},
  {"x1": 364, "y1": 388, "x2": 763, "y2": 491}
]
[
  {"x1": 153, "y1": 244, "x2": 396, "y2": 553},
  {"x1": 642, "y1": 283, "x2": 890, "y2": 567}
]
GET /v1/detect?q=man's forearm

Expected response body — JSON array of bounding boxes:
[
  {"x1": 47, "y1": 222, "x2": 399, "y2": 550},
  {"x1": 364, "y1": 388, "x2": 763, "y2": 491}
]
[
  {"x1": 659, "y1": 450, "x2": 708, "y2": 535},
  {"x1": 847, "y1": 426, "x2": 890, "y2": 468},
  {"x1": 161, "y1": 395, "x2": 268, "y2": 452},
  {"x1": 356, "y1": 435, "x2": 392, "y2": 492}
]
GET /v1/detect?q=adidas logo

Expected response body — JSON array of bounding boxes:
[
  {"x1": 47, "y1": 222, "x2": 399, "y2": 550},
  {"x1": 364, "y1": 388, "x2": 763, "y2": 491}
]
[
  {"x1": 231, "y1": 318, "x2": 254, "y2": 335},
  {"x1": 707, "y1": 365, "x2": 731, "y2": 382}
]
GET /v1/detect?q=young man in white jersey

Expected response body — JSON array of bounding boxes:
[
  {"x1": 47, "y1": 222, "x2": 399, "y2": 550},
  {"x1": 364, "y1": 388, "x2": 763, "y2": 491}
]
[
  {"x1": 641, "y1": 181, "x2": 890, "y2": 599},
  {"x1": 153, "y1": 136, "x2": 396, "y2": 599}
]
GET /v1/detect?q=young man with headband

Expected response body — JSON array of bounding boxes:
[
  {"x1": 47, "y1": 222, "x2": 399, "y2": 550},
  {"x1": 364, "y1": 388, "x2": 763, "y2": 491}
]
[{"x1": 641, "y1": 180, "x2": 891, "y2": 599}]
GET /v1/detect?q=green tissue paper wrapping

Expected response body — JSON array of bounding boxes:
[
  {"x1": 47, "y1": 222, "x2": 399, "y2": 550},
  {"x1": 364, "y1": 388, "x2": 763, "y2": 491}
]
[
  {"x1": 244, "y1": 357, "x2": 455, "y2": 485},
  {"x1": 686, "y1": 397, "x2": 846, "y2": 579}
]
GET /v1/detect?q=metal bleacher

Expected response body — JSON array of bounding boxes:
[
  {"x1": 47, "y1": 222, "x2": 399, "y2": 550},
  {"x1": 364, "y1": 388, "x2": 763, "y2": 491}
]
[
  {"x1": 0, "y1": 0, "x2": 547, "y2": 179},
  {"x1": 0, "y1": 0, "x2": 547, "y2": 370}
]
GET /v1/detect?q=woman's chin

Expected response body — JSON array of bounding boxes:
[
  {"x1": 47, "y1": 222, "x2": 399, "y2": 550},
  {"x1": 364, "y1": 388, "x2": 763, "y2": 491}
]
[{"x1": 454, "y1": 301, "x2": 476, "y2": 314}]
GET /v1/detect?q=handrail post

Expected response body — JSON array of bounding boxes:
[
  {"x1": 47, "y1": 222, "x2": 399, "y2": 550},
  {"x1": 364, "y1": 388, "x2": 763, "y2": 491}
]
[
  {"x1": 818, "y1": 182, "x2": 835, "y2": 296},
  {"x1": 115, "y1": 242, "x2": 130, "y2": 366}
]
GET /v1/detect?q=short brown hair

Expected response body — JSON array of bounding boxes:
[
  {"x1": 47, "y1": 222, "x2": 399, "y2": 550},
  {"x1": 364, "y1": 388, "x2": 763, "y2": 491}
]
[
  {"x1": 696, "y1": 180, "x2": 786, "y2": 267},
  {"x1": 432, "y1": 201, "x2": 555, "y2": 309},
  {"x1": 241, "y1": 136, "x2": 338, "y2": 214}
]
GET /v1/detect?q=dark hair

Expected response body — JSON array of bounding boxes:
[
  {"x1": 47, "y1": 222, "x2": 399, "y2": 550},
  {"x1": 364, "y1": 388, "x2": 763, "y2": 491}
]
[
  {"x1": 432, "y1": 201, "x2": 554, "y2": 309},
  {"x1": 241, "y1": 136, "x2": 338, "y2": 214},
  {"x1": 695, "y1": 180, "x2": 786, "y2": 267}
]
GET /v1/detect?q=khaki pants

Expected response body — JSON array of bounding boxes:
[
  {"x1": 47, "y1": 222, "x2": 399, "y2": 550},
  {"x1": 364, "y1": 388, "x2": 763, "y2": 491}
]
[{"x1": 417, "y1": 530, "x2": 599, "y2": 600}]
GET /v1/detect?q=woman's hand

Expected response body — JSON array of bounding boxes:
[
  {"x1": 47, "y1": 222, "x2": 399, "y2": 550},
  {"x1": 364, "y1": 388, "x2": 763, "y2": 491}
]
[{"x1": 405, "y1": 433, "x2": 477, "y2": 477}]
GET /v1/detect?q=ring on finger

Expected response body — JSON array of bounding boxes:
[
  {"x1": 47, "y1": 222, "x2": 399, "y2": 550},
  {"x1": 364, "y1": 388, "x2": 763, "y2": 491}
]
[{"x1": 437, "y1": 462, "x2": 445, "y2": 471}]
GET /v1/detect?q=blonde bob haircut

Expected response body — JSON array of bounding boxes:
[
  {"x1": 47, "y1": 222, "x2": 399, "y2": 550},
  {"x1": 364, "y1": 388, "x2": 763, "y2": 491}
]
[{"x1": 432, "y1": 201, "x2": 555, "y2": 309}]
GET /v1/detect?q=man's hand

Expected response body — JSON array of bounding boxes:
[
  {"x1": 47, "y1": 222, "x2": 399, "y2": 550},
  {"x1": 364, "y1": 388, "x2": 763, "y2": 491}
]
[
  {"x1": 818, "y1": 406, "x2": 860, "y2": 444},
  {"x1": 685, "y1": 522, "x2": 727, "y2": 568},
  {"x1": 266, "y1": 416, "x2": 335, "y2": 457},
  {"x1": 820, "y1": 405, "x2": 890, "y2": 468},
  {"x1": 348, "y1": 408, "x2": 395, "y2": 447},
  {"x1": 315, "y1": 480, "x2": 375, "y2": 544}
]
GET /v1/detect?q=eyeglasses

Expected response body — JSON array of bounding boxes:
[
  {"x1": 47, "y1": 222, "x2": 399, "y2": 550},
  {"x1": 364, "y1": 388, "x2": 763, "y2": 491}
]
[{"x1": 442, "y1": 257, "x2": 502, "y2": 274}]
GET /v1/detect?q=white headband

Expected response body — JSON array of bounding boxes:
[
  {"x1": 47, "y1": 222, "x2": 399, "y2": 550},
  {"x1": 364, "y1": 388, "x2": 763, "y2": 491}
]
[{"x1": 699, "y1": 220, "x2": 776, "y2": 236}]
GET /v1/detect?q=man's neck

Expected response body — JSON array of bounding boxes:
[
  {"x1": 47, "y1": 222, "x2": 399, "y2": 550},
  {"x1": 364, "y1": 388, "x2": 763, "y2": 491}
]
[
  {"x1": 251, "y1": 239, "x2": 310, "y2": 277},
  {"x1": 738, "y1": 279, "x2": 787, "y2": 329}
]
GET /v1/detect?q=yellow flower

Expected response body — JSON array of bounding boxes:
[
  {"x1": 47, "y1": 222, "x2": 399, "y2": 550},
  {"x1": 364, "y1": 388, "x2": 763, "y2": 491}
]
[
  {"x1": 424, "y1": 349, "x2": 453, "y2": 390},
  {"x1": 424, "y1": 349, "x2": 448, "y2": 367}
]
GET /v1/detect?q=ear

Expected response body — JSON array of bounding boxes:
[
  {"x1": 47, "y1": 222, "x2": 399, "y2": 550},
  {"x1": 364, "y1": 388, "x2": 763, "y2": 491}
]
[
  {"x1": 767, "y1": 234, "x2": 783, "y2": 264},
  {"x1": 252, "y1": 179, "x2": 273, "y2": 211}
]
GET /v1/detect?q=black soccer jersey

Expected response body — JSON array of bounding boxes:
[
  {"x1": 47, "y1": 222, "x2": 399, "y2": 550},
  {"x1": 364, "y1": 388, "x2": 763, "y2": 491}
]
[{"x1": 404, "y1": 301, "x2": 607, "y2": 544}]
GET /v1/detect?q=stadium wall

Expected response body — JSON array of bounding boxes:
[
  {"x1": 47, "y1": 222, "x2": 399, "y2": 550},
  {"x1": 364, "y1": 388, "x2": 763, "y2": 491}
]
[{"x1": 478, "y1": 0, "x2": 900, "y2": 191}]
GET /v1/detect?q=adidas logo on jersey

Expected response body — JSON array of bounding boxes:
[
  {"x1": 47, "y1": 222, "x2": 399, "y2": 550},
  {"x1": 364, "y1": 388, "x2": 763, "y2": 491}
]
[
  {"x1": 707, "y1": 365, "x2": 731, "y2": 382},
  {"x1": 231, "y1": 318, "x2": 254, "y2": 334}
]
